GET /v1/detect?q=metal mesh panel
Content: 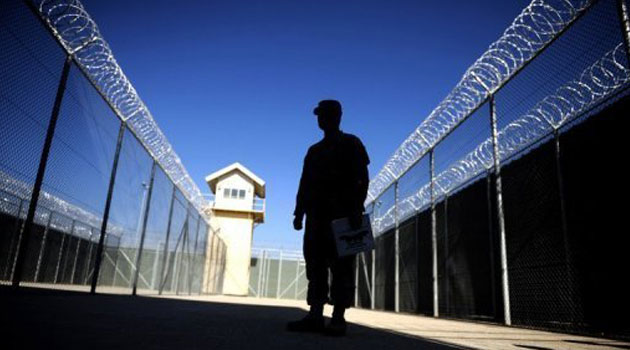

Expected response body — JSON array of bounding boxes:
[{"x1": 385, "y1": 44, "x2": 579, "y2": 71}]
[
  {"x1": 19, "y1": 207, "x2": 50, "y2": 282},
  {"x1": 160, "y1": 190, "x2": 188, "y2": 294},
  {"x1": 398, "y1": 217, "x2": 417, "y2": 313},
  {"x1": 357, "y1": 251, "x2": 372, "y2": 308},
  {"x1": 18, "y1": 61, "x2": 120, "y2": 291},
  {"x1": 96, "y1": 129, "x2": 153, "y2": 294},
  {"x1": 372, "y1": 185, "x2": 396, "y2": 236},
  {"x1": 1, "y1": 0, "x2": 217, "y2": 296},
  {"x1": 249, "y1": 249, "x2": 307, "y2": 300},
  {"x1": 503, "y1": 138, "x2": 576, "y2": 330},
  {"x1": 0, "y1": 196, "x2": 25, "y2": 283},
  {"x1": 374, "y1": 229, "x2": 395, "y2": 311},
  {"x1": 176, "y1": 209, "x2": 199, "y2": 295},
  {"x1": 367, "y1": 0, "x2": 593, "y2": 203},
  {"x1": 0, "y1": 0, "x2": 66, "y2": 284},
  {"x1": 261, "y1": 258, "x2": 280, "y2": 298},
  {"x1": 32, "y1": 213, "x2": 73, "y2": 283},
  {"x1": 560, "y1": 94, "x2": 630, "y2": 337},
  {"x1": 190, "y1": 218, "x2": 206, "y2": 294},
  {"x1": 416, "y1": 209, "x2": 433, "y2": 315},
  {"x1": 433, "y1": 103, "x2": 492, "y2": 201},
  {"x1": 435, "y1": 200, "x2": 447, "y2": 315},
  {"x1": 496, "y1": 0, "x2": 629, "y2": 163},
  {"x1": 443, "y1": 178, "x2": 497, "y2": 321},
  {"x1": 136, "y1": 167, "x2": 173, "y2": 294},
  {"x1": 396, "y1": 156, "x2": 431, "y2": 223},
  {"x1": 42, "y1": 63, "x2": 119, "y2": 215},
  {"x1": 33, "y1": 0, "x2": 210, "y2": 213},
  {"x1": 352, "y1": 0, "x2": 630, "y2": 337}
]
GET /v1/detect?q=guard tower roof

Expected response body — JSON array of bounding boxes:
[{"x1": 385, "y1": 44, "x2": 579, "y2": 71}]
[{"x1": 205, "y1": 162, "x2": 266, "y2": 198}]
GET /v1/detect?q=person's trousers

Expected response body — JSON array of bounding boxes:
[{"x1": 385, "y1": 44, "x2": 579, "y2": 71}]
[{"x1": 303, "y1": 216, "x2": 355, "y2": 308}]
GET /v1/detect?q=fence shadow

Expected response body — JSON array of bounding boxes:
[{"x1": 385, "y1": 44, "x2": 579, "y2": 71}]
[{"x1": 0, "y1": 286, "x2": 462, "y2": 350}]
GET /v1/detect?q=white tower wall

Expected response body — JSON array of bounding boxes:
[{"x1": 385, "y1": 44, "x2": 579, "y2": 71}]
[{"x1": 204, "y1": 163, "x2": 265, "y2": 297}]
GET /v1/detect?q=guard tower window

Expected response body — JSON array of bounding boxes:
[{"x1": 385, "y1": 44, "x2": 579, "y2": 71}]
[{"x1": 223, "y1": 187, "x2": 246, "y2": 199}]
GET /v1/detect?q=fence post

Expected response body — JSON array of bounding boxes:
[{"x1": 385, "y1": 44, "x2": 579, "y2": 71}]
[
  {"x1": 54, "y1": 219, "x2": 74, "y2": 283},
  {"x1": 394, "y1": 181, "x2": 400, "y2": 312},
  {"x1": 265, "y1": 251, "x2": 272, "y2": 297},
  {"x1": 34, "y1": 210, "x2": 53, "y2": 282},
  {"x1": 211, "y1": 234, "x2": 219, "y2": 293},
  {"x1": 443, "y1": 195, "x2": 449, "y2": 315},
  {"x1": 158, "y1": 186, "x2": 176, "y2": 295},
  {"x1": 354, "y1": 253, "x2": 359, "y2": 307},
  {"x1": 4, "y1": 199, "x2": 23, "y2": 280},
  {"x1": 132, "y1": 161, "x2": 156, "y2": 295},
  {"x1": 263, "y1": 250, "x2": 269, "y2": 297},
  {"x1": 60, "y1": 230, "x2": 75, "y2": 283},
  {"x1": 294, "y1": 256, "x2": 300, "y2": 299},
  {"x1": 151, "y1": 242, "x2": 162, "y2": 290},
  {"x1": 486, "y1": 170, "x2": 498, "y2": 319},
  {"x1": 189, "y1": 216, "x2": 201, "y2": 295},
  {"x1": 370, "y1": 203, "x2": 377, "y2": 309},
  {"x1": 617, "y1": 0, "x2": 630, "y2": 61},
  {"x1": 174, "y1": 217, "x2": 189, "y2": 295},
  {"x1": 90, "y1": 121, "x2": 126, "y2": 294},
  {"x1": 210, "y1": 235, "x2": 219, "y2": 293},
  {"x1": 554, "y1": 129, "x2": 578, "y2": 324},
  {"x1": 277, "y1": 250, "x2": 283, "y2": 299},
  {"x1": 69, "y1": 234, "x2": 81, "y2": 284},
  {"x1": 430, "y1": 149, "x2": 439, "y2": 317},
  {"x1": 489, "y1": 95, "x2": 512, "y2": 325},
  {"x1": 83, "y1": 228, "x2": 95, "y2": 284},
  {"x1": 414, "y1": 213, "x2": 420, "y2": 314},
  {"x1": 371, "y1": 247, "x2": 376, "y2": 309},
  {"x1": 111, "y1": 247, "x2": 120, "y2": 287},
  {"x1": 12, "y1": 56, "x2": 72, "y2": 288},
  {"x1": 258, "y1": 250, "x2": 265, "y2": 297}
]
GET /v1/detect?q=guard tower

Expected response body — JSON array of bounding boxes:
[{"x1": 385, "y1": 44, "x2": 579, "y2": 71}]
[{"x1": 205, "y1": 162, "x2": 265, "y2": 296}]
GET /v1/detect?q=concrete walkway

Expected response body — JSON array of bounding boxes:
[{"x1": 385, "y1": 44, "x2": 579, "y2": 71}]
[
  {"x1": 1, "y1": 287, "x2": 628, "y2": 350},
  {"x1": 167, "y1": 294, "x2": 630, "y2": 350}
]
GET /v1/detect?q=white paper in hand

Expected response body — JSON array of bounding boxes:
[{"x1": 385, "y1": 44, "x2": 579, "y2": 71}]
[{"x1": 331, "y1": 214, "x2": 374, "y2": 257}]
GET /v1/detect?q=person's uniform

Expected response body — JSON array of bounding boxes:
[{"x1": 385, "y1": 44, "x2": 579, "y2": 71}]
[{"x1": 294, "y1": 131, "x2": 370, "y2": 308}]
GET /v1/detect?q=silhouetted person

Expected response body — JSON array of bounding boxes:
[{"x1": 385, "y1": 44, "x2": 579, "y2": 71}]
[{"x1": 287, "y1": 100, "x2": 369, "y2": 336}]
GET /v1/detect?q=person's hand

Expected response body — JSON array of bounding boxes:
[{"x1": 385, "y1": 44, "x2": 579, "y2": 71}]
[
  {"x1": 349, "y1": 212, "x2": 363, "y2": 230},
  {"x1": 293, "y1": 215, "x2": 303, "y2": 231}
]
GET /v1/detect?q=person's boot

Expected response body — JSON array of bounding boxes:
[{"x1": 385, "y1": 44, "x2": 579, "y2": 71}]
[
  {"x1": 286, "y1": 305, "x2": 325, "y2": 333},
  {"x1": 324, "y1": 307, "x2": 347, "y2": 336}
]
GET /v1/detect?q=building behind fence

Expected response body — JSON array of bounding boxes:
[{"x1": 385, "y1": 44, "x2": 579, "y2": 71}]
[
  {"x1": 358, "y1": 0, "x2": 630, "y2": 339},
  {"x1": 0, "y1": 0, "x2": 227, "y2": 295}
]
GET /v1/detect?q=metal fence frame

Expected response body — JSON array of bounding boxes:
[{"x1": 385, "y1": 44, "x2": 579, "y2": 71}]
[
  {"x1": 1, "y1": 0, "x2": 227, "y2": 296},
  {"x1": 360, "y1": 0, "x2": 630, "y2": 329},
  {"x1": 249, "y1": 248, "x2": 307, "y2": 300}
]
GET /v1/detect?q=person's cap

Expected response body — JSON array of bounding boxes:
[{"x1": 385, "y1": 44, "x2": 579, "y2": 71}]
[{"x1": 313, "y1": 99, "x2": 342, "y2": 116}]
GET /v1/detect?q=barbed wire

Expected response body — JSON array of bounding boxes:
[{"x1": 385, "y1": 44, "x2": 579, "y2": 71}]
[
  {"x1": 0, "y1": 170, "x2": 124, "y2": 238},
  {"x1": 372, "y1": 43, "x2": 630, "y2": 234},
  {"x1": 367, "y1": 0, "x2": 592, "y2": 204},
  {"x1": 33, "y1": 0, "x2": 209, "y2": 220}
]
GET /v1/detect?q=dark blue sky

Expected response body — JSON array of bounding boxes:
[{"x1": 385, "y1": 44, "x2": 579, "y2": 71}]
[{"x1": 82, "y1": 0, "x2": 530, "y2": 250}]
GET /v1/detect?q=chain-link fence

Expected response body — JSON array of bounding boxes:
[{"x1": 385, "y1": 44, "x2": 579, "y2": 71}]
[
  {"x1": 0, "y1": 0, "x2": 226, "y2": 295},
  {"x1": 248, "y1": 248, "x2": 308, "y2": 300},
  {"x1": 359, "y1": 0, "x2": 630, "y2": 338}
]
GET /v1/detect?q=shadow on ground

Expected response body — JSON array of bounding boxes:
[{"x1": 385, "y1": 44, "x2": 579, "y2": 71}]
[{"x1": 0, "y1": 287, "x2": 460, "y2": 350}]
